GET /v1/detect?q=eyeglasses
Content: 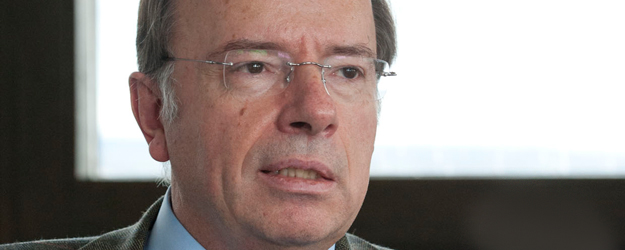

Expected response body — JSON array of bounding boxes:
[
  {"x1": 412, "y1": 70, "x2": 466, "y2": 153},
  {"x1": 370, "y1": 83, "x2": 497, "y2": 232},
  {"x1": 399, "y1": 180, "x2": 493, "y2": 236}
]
[{"x1": 166, "y1": 49, "x2": 396, "y2": 102}]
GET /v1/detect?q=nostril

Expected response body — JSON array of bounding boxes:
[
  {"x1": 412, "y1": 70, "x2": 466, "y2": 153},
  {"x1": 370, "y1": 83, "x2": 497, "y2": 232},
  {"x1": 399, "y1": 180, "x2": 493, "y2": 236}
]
[{"x1": 290, "y1": 122, "x2": 312, "y2": 131}]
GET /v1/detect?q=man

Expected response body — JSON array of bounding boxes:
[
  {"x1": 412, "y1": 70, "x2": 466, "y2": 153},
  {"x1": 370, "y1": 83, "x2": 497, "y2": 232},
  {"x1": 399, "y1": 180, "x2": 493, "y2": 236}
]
[{"x1": 1, "y1": 0, "x2": 396, "y2": 249}]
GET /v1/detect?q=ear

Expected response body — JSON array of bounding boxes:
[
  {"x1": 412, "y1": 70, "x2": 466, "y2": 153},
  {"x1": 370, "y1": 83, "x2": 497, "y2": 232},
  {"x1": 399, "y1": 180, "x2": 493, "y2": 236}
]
[{"x1": 129, "y1": 72, "x2": 170, "y2": 162}]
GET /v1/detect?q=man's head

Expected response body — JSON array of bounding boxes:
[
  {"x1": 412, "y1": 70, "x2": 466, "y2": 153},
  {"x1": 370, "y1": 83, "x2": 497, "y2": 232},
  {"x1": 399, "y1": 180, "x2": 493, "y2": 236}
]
[{"x1": 130, "y1": 0, "x2": 396, "y2": 249}]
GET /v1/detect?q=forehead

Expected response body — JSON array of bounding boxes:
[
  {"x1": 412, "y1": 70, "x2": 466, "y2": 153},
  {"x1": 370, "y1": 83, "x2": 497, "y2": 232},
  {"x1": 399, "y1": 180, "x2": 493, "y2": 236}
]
[{"x1": 172, "y1": 0, "x2": 376, "y2": 58}]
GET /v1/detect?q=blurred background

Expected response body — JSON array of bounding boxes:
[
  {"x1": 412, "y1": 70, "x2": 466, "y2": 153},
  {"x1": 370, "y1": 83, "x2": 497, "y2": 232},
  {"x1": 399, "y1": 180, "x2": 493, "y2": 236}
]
[{"x1": 1, "y1": 0, "x2": 624, "y2": 249}]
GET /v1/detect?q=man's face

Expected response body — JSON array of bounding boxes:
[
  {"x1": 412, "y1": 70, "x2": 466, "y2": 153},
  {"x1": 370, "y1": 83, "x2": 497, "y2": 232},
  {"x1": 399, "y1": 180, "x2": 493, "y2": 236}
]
[{"x1": 166, "y1": 0, "x2": 377, "y2": 248}]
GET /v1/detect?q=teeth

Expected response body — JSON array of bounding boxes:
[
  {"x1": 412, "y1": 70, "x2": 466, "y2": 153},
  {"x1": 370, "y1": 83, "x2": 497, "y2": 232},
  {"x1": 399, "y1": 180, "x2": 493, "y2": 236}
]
[
  {"x1": 274, "y1": 167, "x2": 319, "y2": 180},
  {"x1": 295, "y1": 169, "x2": 305, "y2": 178}
]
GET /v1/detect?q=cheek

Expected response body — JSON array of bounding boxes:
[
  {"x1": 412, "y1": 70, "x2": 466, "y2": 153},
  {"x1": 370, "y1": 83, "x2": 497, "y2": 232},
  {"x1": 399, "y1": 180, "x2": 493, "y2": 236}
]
[
  {"x1": 196, "y1": 106, "x2": 250, "y2": 166},
  {"x1": 170, "y1": 62, "x2": 281, "y2": 172},
  {"x1": 340, "y1": 103, "x2": 377, "y2": 188},
  {"x1": 343, "y1": 103, "x2": 378, "y2": 154},
  {"x1": 196, "y1": 98, "x2": 281, "y2": 173}
]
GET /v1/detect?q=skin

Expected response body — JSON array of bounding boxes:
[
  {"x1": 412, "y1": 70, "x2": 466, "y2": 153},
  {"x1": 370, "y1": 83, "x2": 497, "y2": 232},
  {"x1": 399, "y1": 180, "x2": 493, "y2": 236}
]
[{"x1": 130, "y1": 0, "x2": 378, "y2": 249}]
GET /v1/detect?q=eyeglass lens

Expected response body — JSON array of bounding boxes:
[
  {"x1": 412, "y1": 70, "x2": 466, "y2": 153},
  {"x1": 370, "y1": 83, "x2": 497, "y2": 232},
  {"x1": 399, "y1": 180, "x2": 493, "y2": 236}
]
[{"x1": 222, "y1": 49, "x2": 391, "y2": 102}]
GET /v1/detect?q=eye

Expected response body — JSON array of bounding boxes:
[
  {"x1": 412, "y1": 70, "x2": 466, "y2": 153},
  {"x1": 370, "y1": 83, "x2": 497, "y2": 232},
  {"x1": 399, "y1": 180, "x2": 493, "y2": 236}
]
[
  {"x1": 245, "y1": 62, "x2": 264, "y2": 74},
  {"x1": 338, "y1": 67, "x2": 360, "y2": 79}
]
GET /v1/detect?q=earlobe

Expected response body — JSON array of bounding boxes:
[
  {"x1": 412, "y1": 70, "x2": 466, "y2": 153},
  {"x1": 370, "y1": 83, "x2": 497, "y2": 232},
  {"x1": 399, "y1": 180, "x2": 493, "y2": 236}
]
[{"x1": 129, "y1": 72, "x2": 170, "y2": 162}]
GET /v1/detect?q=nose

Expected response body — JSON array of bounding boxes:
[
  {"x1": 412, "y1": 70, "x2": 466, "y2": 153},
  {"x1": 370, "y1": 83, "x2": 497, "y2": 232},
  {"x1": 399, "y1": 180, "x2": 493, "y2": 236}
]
[{"x1": 276, "y1": 64, "x2": 338, "y2": 137}]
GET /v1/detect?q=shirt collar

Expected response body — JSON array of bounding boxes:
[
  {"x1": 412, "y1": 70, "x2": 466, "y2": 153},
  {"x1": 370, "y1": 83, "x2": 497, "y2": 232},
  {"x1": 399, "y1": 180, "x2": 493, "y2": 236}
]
[
  {"x1": 144, "y1": 188, "x2": 204, "y2": 250},
  {"x1": 145, "y1": 187, "x2": 336, "y2": 250}
]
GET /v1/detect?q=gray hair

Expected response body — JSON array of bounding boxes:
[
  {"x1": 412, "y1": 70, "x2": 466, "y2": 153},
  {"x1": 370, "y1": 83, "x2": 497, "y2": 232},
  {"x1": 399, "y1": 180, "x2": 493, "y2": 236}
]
[
  {"x1": 136, "y1": 0, "x2": 397, "y2": 124},
  {"x1": 136, "y1": 0, "x2": 177, "y2": 123}
]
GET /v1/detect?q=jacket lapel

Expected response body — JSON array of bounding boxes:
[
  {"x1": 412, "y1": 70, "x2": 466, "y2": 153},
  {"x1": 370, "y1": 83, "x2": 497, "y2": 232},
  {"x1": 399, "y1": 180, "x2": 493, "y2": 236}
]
[
  {"x1": 79, "y1": 196, "x2": 164, "y2": 250},
  {"x1": 335, "y1": 235, "x2": 352, "y2": 250}
]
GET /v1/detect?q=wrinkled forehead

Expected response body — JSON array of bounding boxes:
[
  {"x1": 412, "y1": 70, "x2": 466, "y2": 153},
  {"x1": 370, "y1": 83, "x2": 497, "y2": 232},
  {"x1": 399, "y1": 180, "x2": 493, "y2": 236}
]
[{"x1": 171, "y1": 0, "x2": 376, "y2": 58}]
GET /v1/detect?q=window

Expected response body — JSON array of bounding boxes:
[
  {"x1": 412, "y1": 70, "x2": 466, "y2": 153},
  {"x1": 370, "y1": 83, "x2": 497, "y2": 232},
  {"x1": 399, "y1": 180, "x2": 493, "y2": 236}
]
[
  {"x1": 76, "y1": 0, "x2": 161, "y2": 180},
  {"x1": 77, "y1": 0, "x2": 625, "y2": 180}
]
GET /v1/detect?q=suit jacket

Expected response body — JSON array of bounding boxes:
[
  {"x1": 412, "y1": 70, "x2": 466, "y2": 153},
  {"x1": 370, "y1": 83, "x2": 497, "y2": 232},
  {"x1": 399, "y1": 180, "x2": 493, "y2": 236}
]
[{"x1": 0, "y1": 197, "x2": 391, "y2": 250}]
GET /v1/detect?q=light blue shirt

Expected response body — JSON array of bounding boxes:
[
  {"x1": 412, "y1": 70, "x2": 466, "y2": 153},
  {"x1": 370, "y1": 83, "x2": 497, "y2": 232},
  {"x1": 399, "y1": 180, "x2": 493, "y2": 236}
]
[
  {"x1": 144, "y1": 188, "x2": 335, "y2": 250},
  {"x1": 144, "y1": 188, "x2": 204, "y2": 250}
]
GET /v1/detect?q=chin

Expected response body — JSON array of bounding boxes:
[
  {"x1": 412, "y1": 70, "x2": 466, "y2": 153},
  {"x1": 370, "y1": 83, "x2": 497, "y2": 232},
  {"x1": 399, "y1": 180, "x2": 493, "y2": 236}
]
[
  {"x1": 247, "y1": 205, "x2": 349, "y2": 248},
  {"x1": 260, "y1": 223, "x2": 343, "y2": 248}
]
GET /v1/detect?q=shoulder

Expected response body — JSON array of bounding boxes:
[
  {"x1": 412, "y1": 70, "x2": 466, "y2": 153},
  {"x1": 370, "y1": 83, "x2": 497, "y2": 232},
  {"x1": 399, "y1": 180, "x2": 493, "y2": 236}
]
[
  {"x1": 0, "y1": 197, "x2": 163, "y2": 250},
  {"x1": 0, "y1": 237, "x2": 96, "y2": 250},
  {"x1": 338, "y1": 233, "x2": 394, "y2": 250},
  {"x1": 0, "y1": 224, "x2": 139, "y2": 250}
]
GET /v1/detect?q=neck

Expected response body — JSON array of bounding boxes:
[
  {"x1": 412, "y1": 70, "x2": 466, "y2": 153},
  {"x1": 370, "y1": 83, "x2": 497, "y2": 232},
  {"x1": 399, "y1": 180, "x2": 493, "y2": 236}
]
[{"x1": 169, "y1": 184, "x2": 340, "y2": 250}]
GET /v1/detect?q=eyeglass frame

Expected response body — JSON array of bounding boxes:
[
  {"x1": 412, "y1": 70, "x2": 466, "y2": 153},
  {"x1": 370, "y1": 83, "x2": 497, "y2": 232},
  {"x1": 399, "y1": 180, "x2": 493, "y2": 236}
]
[{"x1": 163, "y1": 49, "x2": 397, "y2": 100}]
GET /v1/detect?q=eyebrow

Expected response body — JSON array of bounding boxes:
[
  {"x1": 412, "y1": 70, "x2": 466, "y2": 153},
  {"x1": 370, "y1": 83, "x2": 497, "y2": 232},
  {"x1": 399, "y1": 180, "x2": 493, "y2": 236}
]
[
  {"x1": 328, "y1": 44, "x2": 375, "y2": 58},
  {"x1": 207, "y1": 39, "x2": 283, "y2": 59},
  {"x1": 207, "y1": 39, "x2": 376, "y2": 59}
]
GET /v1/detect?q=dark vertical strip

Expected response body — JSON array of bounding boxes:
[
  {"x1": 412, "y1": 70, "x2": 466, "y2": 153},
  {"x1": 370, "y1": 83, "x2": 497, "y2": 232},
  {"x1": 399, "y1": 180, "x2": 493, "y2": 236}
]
[
  {"x1": 0, "y1": 0, "x2": 18, "y2": 244},
  {"x1": 2, "y1": 0, "x2": 76, "y2": 241}
]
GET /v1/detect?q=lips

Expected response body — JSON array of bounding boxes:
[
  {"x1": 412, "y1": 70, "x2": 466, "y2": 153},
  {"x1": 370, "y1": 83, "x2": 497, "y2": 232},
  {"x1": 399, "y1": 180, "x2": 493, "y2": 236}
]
[
  {"x1": 258, "y1": 159, "x2": 336, "y2": 194},
  {"x1": 260, "y1": 159, "x2": 335, "y2": 181},
  {"x1": 265, "y1": 168, "x2": 320, "y2": 180}
]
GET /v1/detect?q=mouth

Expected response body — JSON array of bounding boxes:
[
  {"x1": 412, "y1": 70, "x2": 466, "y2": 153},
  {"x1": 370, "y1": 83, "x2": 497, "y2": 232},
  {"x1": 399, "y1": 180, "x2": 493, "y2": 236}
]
[
  {"x1": 258, "y1": 159, "x2": 336, "y2": 194},
  {"x1": 261, "y1": 167, "x2": 333, "y2": 181}
]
